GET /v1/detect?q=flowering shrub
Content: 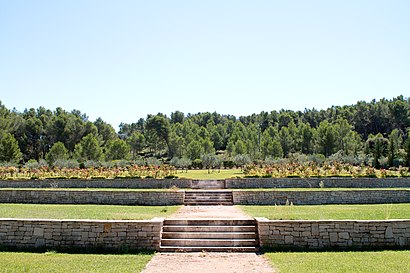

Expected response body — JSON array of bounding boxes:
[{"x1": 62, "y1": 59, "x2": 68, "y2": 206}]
[
  {"x1": 243, "y1": 162, "x2": 407, "y2": 178},
  {"x1": 0, "y1": 164, "x2": 177, "y2": 180}
]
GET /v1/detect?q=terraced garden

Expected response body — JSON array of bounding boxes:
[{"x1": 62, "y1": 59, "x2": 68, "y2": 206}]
[{"x1": 0, "y1": 173, "x2": 409, "y2": 272}]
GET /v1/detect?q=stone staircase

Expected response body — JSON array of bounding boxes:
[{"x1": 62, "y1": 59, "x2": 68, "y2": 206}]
[
  {"x1": 191, "y1": 180, "x2": 225, "y2": 189},
  {"x1": 184, "y1": 190, "x2": 233, "y2": 206},
  {"x1": 159, "y1": 219, "x2": 259, "y2": 252}
]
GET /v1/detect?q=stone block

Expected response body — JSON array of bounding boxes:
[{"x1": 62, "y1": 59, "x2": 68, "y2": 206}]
[
  {"x1": 339, "y1": 232, "x2": 350, "y2": 240},
  {"x1": 284, "y1": 236, "x2": 293, "y2": 244},
  {"x1": 329, "y1": 232, "x2": 338, "y2": 242},
  {"x1": 33, "y1": 228, "x2": 44, "y2": 237},
  {"x1": 385, "y1": 227, "x2": 394, "y2": 238}
]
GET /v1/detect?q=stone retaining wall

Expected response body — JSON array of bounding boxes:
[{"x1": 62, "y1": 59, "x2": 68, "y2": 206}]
[
  {"x1": 257, "y1": 219, "x2": 410, "y2": 249},
  {"x1": 0, "y1": 218, "x2": 162, "y2": 251},
  {"x1": 233, "y1": 190, "x2": 410, "y2": 205},
  {"x1": 0, "y1": 179, "x2": 191, "y2": 189},
  {"x1": 0, "y1": 190, "x2": 184, "y2": 205},
  {"x1": 226, "y1": 177, "x2": 410, "y2": 188}
]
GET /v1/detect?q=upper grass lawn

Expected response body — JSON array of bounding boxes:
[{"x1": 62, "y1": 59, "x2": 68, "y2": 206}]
[
  {"x1": 0, "y1": 204, "x2": 180, "y2": 220},
  {"x1": 0, "y1": 251, "x2": 153, "y2": 273},
  {"x1": 176, "y1": 169, "x2": 244, "y2": 180},
  {"x1": 234, "y1": 188, "x2": 410, "y2": 191},
  {"x1": 265, "y1": 250, "x2": 410, "y2": 273},
  {"x1": 239, "y1": 203, "x2": 410, "y2": 220},
  {"x1": 0, "y1": 188, "x2": 179, "y2": 191}
]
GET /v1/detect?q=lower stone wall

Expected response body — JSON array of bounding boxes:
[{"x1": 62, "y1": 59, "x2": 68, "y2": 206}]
[
  {"x1": 0, "y1": 218, "x2": 162, "y2": 251},
  {"x1": 0, "y1": 179, "x2": 192, "y2": 189},
  {"x1": 233, "y1": 190, "x2": 410, "y2": 205},
  {"x1": 257, "y1": 219, "x2": 410, "y2": 249},
  {"x1": 0, "y1": 190, "x2": 184, "y2": 205},
  {"x1": 226, "y1": 177, "x2": 410, "y2": 188}
]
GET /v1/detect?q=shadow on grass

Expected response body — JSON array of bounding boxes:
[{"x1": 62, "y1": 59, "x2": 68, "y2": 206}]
[
  {"x1": 0, "y1": 245, "x2": 155, "y2": 255},
  {"x1": 259, "y1": 245, "x2": 410, "y2": 253}
]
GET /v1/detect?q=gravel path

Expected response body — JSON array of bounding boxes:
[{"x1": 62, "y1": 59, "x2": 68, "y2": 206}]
[
  {"x1": 141, "y1": 253, "x2": 275, "y2": 273},
  {"x1": 141, "y1": 206, "x2": 276, "y2": 273},
  {"x1": 169, "y1": 205, "x2": 252, "y2": 219}
]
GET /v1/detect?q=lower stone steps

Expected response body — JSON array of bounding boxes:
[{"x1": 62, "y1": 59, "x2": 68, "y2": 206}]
[
  {"x1": 159, "y1": 219, "x2": 259, "y2": 252},
  {"x1": 162, "y1": 232, "x2": 257, "y2": 239},
  {"x1": 159, "y1": 246, "x2": 259, "y2": 252}
]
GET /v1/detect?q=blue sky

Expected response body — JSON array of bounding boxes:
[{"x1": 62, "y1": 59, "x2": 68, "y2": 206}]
[{"x1": 1, "y1": 1, "x2": 409, "y2": 130}]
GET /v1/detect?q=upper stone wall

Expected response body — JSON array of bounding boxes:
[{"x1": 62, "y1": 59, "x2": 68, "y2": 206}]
[
  {"x1": 226, "y1": 177, "x2": 410, "y2": 188},
  {"x1": 0, "y1": 179, "x2": 192, "y2": 189}
]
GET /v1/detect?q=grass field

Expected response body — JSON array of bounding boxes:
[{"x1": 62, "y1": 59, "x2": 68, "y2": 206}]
[
  {"x1": 0, "y1": 204, "x2": 180, "y2": 220},
  {"x1": 176, "y1": 169, "x2": 244, "y2": 180},
  {"x1": 239, "y1": 203, "x2": 410, "y2": 220},
  {"x1": 234, "y1": 188, "x2": 410, "y2": 191},
  {"x1": 0, "y1": 188, "x2": 178, "y2": 191},
  {"x1": 0, "y1": 251, "x2": 153, "y2": 273},
  {"x1": 265, "y1": 250, "x2": 410, "y2": 273}
]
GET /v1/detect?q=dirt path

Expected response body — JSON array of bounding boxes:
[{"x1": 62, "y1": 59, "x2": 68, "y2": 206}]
[
  {"x1": 141, "y1": 206, "x2": 276, "y2": 273},
  {"x1": 141, "y1": 252, "x2": 275, "y2": 273}
]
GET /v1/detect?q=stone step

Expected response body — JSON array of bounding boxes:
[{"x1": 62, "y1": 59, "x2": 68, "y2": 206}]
[
  {"x1": 184, "y1": 202, "x2": 233, "y2": 206},
  {"x1": 159, "y1": 246, "x2": 258, "y2": 252},
  {"x1": 162, "y1": 225, "x2": 257, "y2": 233},
  {"x1": 184, "y1": 190, "x2": 233, "y2": 206},
  {"x1": 184, "y1": 199, "x2": 232, "y2": 202},
  {"x1": 161, "y1": 232, "x2": 257, "y2": 239},
  {"x1": 185, "y1": 190, "x2": 232, "y2": 193},
  {"x1": 184, "y1": 195, "x2": 232, "y2": 198},
  {"x1": 191, "y1": 180, "x2": 226, "y2": 189},
  {"x1": 161, "y1": 238, "x2": 257, "y2": 247},
  {"x1": 185, "y1": 195, "x2": 232, "y2": 198},
  {"x1": 163, "y1": 219, "x2": 255, "y2": 226},
  {"x1": 160, "y1": 218, "x2": 259, "y2": 253}
]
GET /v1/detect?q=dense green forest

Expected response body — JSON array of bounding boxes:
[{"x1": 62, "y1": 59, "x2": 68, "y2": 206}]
[{"x1": 0, "y1": 95, "x2": 409, "y2": 169}]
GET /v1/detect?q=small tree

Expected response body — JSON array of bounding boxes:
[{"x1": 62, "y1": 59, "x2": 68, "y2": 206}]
[
  {"x1": 233, "y1": 154, "x2": 252, "y2": 169},
  {"x1": 170, "y1": 157, "x2": 191, "y2": 172},
  {"x1": 387, "y1": 129, "x2": 402, "y2": 167},
  {"x1": 405, "y1": 128, "x2": 410, "y2": 167},
  {"x1": 105, "y1": 139, "x2": 130, "y2": 161},
  {"x1": 74, "y1": 134, "x2": 102, "y2": 161},
  {"x1": 126, "y1": 132, "x2": 145, "y2": 159},
  {"x1": 0, "y1": 132, "x2": 22, "y2": 163},
  {"x1": 46, "y1": 142, "x2": 68, "y2": 166},
  {"x1": 366, "y1": 133, "x2": 389, "y2": 169},
  {"x1": 201, "y1": 153, "x2": 219, "y2": 173}
]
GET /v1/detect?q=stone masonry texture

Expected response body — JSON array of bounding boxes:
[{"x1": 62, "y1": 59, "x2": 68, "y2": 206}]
[
  {"x1": 226, "y1": 177, "x2": 410, "y2": 188},
  {"x1": 257, "y1": 219, "x2": 410, "y2": 249},
  {"x1": 0, "y1": 179, "x2": 192, "y2": 189},
  {"x1": 0, "y1": 218, "x2": 163, "y2": 251},
  {"x1": 233, "y1": 190, "x2": 410, "y2": 205},
  {"x1": 0, "y1": 190, "x2": 184, "y2": 205}
]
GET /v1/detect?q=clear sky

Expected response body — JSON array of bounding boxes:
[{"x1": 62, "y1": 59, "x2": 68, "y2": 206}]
[{"x1": 1, "y1": 1, "x2": 409, "y2": 130}]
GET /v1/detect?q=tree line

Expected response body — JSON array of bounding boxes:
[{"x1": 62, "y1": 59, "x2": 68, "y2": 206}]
[{"x1": 0, "y1": 95, "x2": 409, "y2": 169}]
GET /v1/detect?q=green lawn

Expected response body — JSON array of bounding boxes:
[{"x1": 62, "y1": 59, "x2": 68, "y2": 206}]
[
  {"x1": 234, "y1": 188, "x2": 410, "y2": 191},
  {"x1": 239, "y1": 203, "x2": 410, "y2": 220},
  {"x1": 0, "y1": 188, "x2": 178, "y2": 191},
  {"x1": 0, "y1": 204, "x2": 180, "y2": 220},
  {"x1": 265, "y1": 250, "x2": 410, "y2": 273},
  {"x1": 176, "y1": 169, "x2": 244, "y2": 180},
  {"x1": 0, "y1": 251, "x2": 153, "y2": 273}
]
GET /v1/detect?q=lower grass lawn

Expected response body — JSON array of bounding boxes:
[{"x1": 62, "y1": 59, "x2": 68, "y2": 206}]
[
  {"x1": 265, "y1": 250, "x2": 410, "y2": 273},
  {"x1": 239, "y1": 203, "x2": 410, "y2": 220},
  {"x1": 0, "y1": 251, "x2": 153, "y2": 273},
  {"x1": 0, "y1": 204, "x2": 180, "y2": 220},
  {"x1": 176, "y1": 169, "x2": 244, "y2": 180}
]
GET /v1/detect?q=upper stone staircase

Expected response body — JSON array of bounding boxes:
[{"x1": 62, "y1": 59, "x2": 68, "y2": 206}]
[
  {"x1": 191, "y1": 180, "x2": 225, "y2": 189},
  {"x1": 184, "y1": 190, "x2": 233, "y2": 206}
]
